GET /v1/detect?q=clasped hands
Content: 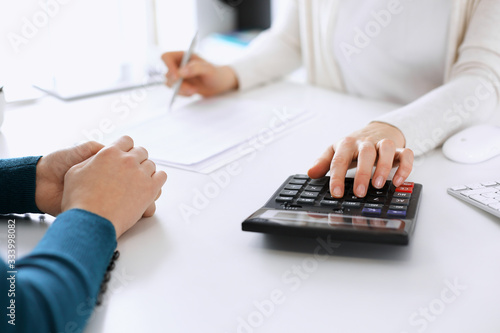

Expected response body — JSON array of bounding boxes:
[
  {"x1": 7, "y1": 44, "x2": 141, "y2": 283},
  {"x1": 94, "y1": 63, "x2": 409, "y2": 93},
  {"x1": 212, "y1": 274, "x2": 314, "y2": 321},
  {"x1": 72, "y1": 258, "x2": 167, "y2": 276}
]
[{"x1": 35, "y1": 136, "x2": 167, "y2": 238}]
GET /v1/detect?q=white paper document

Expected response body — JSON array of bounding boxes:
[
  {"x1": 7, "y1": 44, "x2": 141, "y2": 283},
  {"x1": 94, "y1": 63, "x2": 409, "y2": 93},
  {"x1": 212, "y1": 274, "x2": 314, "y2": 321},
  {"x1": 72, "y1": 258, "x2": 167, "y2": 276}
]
[{"x1": 115, "y1": 96, "x2": 311, "y2": 173}]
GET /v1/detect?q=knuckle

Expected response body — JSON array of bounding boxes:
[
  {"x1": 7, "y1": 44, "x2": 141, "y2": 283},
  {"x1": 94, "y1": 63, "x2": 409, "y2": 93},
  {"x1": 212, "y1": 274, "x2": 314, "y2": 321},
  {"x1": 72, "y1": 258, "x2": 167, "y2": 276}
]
[
  {"x1": 88, "y1": 140, "x2": 100, "y2": 148},
  {"x1": 363, "y1": 135, "x2": 375, "y2": 143},
  {"x1": 101, "y1": 146, "x2": 119, "y2": 157},
  {"x1": 122, "y1": 135, "x2": 133, "y2": 143},
  {"x1": 355, "y1": 169, "x2": 373, "y2": 179},
  {"x1": 331, "y1": 155, "x2": 350, "y2": 168},
  {"x1": 123, "y1": 154, "x2": 136, "y2": 166},
  {"x1": 379, "y1": 138, "x2": 396, "y2": 150},
  {"x1": 403, "y1": 148, "x2": 415, "y2": 160},
  {"x1": 358, "y1": 142, "x2": 376, "y2": 155},
  {"x1": 398, "y1": 163, "x2": 413, "y2": 176},
  {"x1": 375, "y1": 163, "x2": 392, "y2": 175},
  {"x1": 403, "y1": 161, "x2": 414, "y2": 172},
  {"x1": 339, "y1": 136, "x2": 357, "y2": 147},
  {"x1": 399, "y1": 149, "x2": 414, "y2": 166}
]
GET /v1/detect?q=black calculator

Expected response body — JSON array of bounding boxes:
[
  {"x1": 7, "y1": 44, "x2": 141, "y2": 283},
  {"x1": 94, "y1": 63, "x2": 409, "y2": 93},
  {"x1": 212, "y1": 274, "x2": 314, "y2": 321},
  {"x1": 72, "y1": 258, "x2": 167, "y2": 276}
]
[{"x1": 242, "y1": 175, "x2": 422, "y2": 245}]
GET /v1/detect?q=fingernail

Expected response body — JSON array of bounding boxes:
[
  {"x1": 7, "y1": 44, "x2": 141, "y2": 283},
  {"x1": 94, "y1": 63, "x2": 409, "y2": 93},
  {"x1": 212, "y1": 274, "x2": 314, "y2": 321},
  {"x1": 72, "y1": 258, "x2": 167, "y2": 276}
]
[
  {"x1": 179, "y1": 67, "x2": 189, "y2": 76},
  {"x1": 374, "y1": 176, "x2": 384, "y2": 189},
  {"x1": 333, "y1": 187, "x2": 342, "y2": 197},
  {"x1": 394, "y1": 176, "x2": 403, "y2": 187},
  {"x1": 356, "y1": 184, "x2": 366, "y2": 197}
]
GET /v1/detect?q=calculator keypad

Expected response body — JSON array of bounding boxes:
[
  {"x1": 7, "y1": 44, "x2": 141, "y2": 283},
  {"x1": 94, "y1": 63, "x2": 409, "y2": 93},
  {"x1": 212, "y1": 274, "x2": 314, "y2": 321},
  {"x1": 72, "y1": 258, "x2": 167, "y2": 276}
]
[{"x1": 274, "y1": 175, "x2": 412, "y2": 219}]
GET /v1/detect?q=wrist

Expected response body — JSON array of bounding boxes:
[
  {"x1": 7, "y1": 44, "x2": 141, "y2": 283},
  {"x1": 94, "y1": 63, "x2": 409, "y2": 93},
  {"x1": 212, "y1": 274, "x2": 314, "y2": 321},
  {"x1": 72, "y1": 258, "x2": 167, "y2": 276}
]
[
  {"x1": 369, "y1": 121, "x2": 406, "y2": 148},
  {"x1": 219, "y1": 65, "x2": 239, "y2": 92},
  {"x1": 35, "y1": 156, "x2": 50, "y2": 213},
  {"x1": 63, "y1": 202, "x2": 125, "y2": 238}
]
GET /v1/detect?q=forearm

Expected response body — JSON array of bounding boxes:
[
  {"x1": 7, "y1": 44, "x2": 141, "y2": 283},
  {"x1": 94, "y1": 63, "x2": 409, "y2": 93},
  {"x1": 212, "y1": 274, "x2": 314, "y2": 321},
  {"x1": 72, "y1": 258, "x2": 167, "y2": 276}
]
[
  {"x1": 1, "y1": 209, "x2": 117, "y2": 333},
  {"x1": 230, "y1": 0, "x2": 302, "y2": 91},
  {"x1": 0, "y1": 157, "x2": 43, "y2": 214},
  {"x1": 374, "y1": 74, "x2": 498, "y2": 156}
]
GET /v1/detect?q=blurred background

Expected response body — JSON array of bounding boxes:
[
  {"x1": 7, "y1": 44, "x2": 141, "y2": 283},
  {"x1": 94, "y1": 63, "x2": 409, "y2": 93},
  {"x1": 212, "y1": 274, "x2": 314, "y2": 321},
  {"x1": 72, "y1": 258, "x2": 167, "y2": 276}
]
[{"x1": 0, "y1": 0, "x2": 286, "y2": 101}]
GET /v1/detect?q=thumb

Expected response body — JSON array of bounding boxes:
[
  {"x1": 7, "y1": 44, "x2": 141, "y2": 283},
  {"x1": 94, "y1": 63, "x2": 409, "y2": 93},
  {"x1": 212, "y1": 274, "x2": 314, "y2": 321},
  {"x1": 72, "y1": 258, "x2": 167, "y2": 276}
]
[
  {"x1": 308, "y1": 145, "x2": 335, "y2": 179},
  {"x1": 67, "y1": 141, "x2": 105, "y2": 166}
]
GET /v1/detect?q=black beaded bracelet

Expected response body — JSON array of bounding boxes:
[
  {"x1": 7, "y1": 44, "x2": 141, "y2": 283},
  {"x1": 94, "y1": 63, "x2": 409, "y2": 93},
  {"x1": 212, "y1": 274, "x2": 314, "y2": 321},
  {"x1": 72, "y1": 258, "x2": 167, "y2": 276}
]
[{"x1": 96, "y1": 250, "x2": 120, "y2": 306}]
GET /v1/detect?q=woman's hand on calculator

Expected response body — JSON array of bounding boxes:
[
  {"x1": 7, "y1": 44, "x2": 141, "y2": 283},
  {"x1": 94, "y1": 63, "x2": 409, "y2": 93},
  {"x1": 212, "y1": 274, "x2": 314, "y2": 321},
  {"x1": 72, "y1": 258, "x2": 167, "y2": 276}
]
[{"x1": 307, "y1": 122, "x2": 414, "y2": 198}]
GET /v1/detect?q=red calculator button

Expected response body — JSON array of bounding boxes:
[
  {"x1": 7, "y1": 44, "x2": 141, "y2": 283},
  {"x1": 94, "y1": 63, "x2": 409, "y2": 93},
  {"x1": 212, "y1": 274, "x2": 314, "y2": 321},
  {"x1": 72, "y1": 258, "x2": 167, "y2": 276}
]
[
  {"x1": 402, "y1": 182, "x2": 414, "y2": 188},
  {"x1": 395, "y1": 186, "x2": 413, "y2": 193}
]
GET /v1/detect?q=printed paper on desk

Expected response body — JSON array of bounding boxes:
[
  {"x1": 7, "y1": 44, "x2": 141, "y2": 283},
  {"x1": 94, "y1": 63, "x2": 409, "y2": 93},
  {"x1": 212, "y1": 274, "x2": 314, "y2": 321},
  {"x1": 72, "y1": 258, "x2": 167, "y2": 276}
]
[{"x1": 121, "y1": 97, "x2": 312, "y2": 173}]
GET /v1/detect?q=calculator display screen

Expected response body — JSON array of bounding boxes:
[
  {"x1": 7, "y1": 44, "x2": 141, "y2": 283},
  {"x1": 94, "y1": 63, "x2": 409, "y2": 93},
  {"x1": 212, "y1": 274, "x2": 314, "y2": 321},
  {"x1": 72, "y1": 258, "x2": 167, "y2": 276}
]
[{"x1": 257, "y1": 209, "x2": 404, "y2": 231}]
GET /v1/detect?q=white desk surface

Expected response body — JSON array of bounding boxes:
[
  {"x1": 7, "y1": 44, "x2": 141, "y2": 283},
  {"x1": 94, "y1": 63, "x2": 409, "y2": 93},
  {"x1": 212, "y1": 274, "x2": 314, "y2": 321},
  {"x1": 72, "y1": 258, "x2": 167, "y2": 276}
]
[{"x1": 2, "y1": 81, "x2": 500, "y2": 333}]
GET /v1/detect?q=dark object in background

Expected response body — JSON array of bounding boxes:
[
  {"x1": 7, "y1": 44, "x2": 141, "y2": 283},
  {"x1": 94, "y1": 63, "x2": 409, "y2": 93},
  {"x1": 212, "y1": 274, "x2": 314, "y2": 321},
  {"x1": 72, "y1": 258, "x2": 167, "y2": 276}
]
[{"x1": 220, "y1": 0, "x2": 271, "y2": 30}]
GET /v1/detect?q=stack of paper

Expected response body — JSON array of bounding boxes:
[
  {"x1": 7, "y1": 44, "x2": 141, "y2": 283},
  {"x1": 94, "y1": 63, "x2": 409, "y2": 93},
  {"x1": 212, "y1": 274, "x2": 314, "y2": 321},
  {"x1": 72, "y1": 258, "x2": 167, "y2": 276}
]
[{"x1": 116, "y1": 96, "x2": 312, "y2": 173}]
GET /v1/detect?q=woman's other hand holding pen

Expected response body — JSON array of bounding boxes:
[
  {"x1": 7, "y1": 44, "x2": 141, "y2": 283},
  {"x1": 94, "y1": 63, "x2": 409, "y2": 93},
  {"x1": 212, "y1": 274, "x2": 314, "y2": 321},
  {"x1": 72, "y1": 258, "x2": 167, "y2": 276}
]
[{"x1": 162, "y1": 52, "x2": 239, "y2": 97}]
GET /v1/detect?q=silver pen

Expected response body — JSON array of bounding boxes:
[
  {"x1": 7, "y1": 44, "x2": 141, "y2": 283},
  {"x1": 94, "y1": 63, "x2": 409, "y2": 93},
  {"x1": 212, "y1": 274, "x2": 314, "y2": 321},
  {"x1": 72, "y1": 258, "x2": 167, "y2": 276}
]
[{"x1": 169, "y1": 31, "x2": 199, "y2": 111}]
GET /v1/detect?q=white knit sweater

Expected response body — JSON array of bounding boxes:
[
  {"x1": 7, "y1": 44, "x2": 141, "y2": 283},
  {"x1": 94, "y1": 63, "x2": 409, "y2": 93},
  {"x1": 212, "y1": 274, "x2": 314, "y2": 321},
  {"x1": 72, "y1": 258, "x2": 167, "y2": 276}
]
[{"x1": 231, "y1": 0, "x2": 500, "y2": 155}]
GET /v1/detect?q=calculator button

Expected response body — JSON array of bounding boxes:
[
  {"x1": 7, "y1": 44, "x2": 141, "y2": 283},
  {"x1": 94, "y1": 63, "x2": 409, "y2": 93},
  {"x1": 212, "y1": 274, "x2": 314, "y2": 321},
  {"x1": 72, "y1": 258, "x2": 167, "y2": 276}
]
[
  {"x1": 309, "y1": 178, "x2": 329, "y2": 186},
  {"x1": 366, "y1": 196, "x2": 386, "y2": 204},
  {"x1": 323, "y1": 192, "x2": 334, "y2": 200},
  {"x1": 393, "y1": 192, "x2": 411, "y2": 199},
  {"x1": 387, "y1": 210, "x2": 407, "y2": 218},
  {"x1": 320, "y1": 200, "x2": 340, "y2": 207},
  {"x1": 390, "y1": 198, "x2": 410, "y2": 206},
  {"x1": 284, "y1": 184, "x2": 303, "y2": 190},
  {"x1": 370, "y1": 182, "x2": 390, "y2": 191},
  {"x1": 301, "y1": 191, "x2": 320, "y2": 199},
  {"x1": 395, "y1": 187, "x2": 413, "y2": 193},
  {"x1": 389, "y1": 205, "x2": 407, "y2": 211},
  {"x1": 280, "y1": 190, "x2": 298, "y2": 197},
  {"x1": 293, "y1": 175, "x2": 310, "y2": 179},
  {"x1": 343, "y1": 195, "x2": 363, "y2": 202},
  {"x1": 342, "y1": 201, "x2": 361, "y2": 208},
  {"x1": 362, "y1": 207, "x2": 382, "y2": 217},
  {"x1": 401, "y1": 182, "x2": 414, "y2": 188},
  {"x1": 305, "y1": 185, "x2": 323, "y2": 192},
  {"x1": 367, "y1": 189, "x2": 387, "y2": 197},
  {"x1": 289, "y1": 179, "x2": 307, "y2": 185},
  {"x1": 276, "y1": 196, "x2": 293, "y2": 203},
  {"x1": 364, "y1": 203, "x2": 384, "y2": 209},
  {"x1": 297, "y1": 198, "x2": 315, "y2": 205}
]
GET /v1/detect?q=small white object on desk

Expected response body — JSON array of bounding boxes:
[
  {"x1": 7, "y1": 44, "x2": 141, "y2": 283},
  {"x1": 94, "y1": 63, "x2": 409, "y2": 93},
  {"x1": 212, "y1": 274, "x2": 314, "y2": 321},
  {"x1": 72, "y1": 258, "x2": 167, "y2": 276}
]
[
  {"x1": 442, "y1": 124, "x2": 500, "y2": 163},
  {"x1": 448, "y1": 180, "x2": 500, "y2": 218}
]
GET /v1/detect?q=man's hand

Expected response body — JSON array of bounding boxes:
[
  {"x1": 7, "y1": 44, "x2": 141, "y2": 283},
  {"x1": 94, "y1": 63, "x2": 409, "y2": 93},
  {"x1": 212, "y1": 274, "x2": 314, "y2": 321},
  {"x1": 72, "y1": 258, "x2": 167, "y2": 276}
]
[
  {"x1": 61, "y1": 136, "x2": 167, "y2": 238},
  {"x1": 35, "y1": 141, "x2": 104, "y2": 216},
  {"x1": 162, "y1": 52, "x2": 239, "y2": 97},
  {"x1": 308, "y1": 122, "x2": 414, "y2": 198}
]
